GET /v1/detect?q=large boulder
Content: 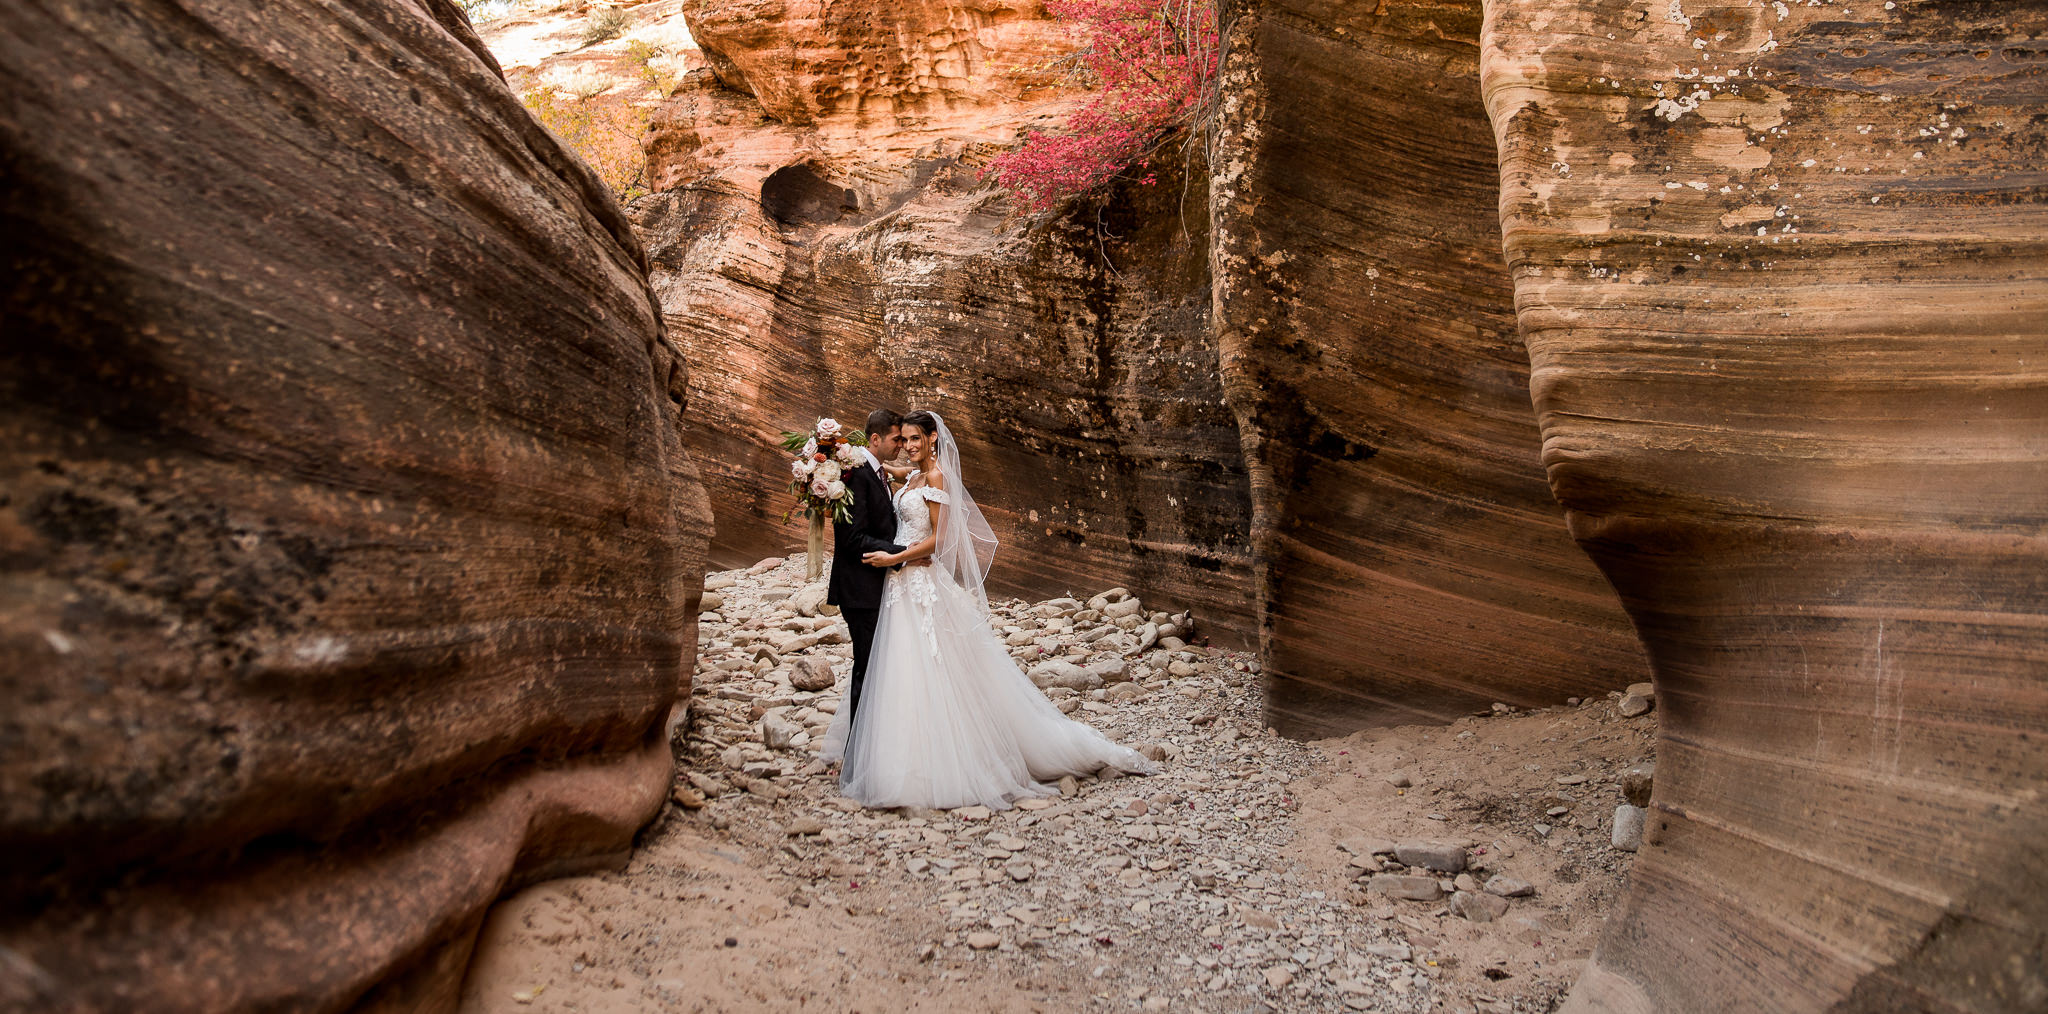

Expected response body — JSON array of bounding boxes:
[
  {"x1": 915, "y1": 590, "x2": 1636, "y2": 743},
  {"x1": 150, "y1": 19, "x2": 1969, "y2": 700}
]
[
  {"x1": 0, "y1": 1, "x2": 710, "y2": 1010},
  {"x1": 1481, "y1": 1, "x2": 2048, "y2": 1009},
  {"x1": 1209, "y1": 0, "x2": 1651, "y2": 734}
]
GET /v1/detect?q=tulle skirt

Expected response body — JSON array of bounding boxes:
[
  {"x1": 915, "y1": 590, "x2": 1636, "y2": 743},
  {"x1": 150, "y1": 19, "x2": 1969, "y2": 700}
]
[{"x1": 820, "y1": 565, "x2": 1155, "y2": 810}]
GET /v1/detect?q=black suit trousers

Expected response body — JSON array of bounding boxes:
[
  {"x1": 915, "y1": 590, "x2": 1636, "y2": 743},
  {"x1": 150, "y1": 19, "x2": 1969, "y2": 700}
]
[{"x1": 842, "y1": 605, "x2": 881, "y2": 736}]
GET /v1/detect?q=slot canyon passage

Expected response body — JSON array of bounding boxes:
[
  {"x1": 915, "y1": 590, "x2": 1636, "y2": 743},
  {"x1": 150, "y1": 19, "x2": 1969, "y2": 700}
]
[{"x1": 0, "y1": 0, "x2": 2041, "y2": 1012}]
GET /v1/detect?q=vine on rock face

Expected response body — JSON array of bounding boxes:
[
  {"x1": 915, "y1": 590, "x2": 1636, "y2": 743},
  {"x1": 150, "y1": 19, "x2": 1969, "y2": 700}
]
[{"x1": 985, "y1": 0, "x2": 1221, "y2": 213}]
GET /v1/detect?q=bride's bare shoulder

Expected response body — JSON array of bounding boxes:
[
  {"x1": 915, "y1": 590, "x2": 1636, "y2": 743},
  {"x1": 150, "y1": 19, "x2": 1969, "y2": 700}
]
[{"x1": 925, "y1": 468, "x2": 947, "y2": 490}]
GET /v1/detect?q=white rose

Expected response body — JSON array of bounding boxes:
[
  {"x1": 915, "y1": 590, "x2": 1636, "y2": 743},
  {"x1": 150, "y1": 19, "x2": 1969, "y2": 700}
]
[
  {"x1": 790, "y1": 458, "x2": 814, "y2": 479},
  {"x1": 810, "y1": 479, "x2": 830, "y2": 498},
  {"x1": 816, "y1": 418, "x2": 842, "y2": 438},
  {"x1": 803, "y1": 438, "x2": 818, "y2": 456},
  {"x1": 824, "y1": 479, "x2": 847, "y2": 499},
  {"x1": 835, "y1": 444, "x2": 862, "y2": 464},
  {"x1": 815, "y1": 461, "x2": 841, "y2": 483}
]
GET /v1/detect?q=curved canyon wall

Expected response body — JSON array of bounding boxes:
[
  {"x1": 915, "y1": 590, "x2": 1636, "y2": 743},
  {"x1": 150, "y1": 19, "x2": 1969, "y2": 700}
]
[
  {"x1": 1209, "y1": 0, "x2": 1652, "y2": 734},
  {"x1": 0, "y1": 1, "x2": 708, "y2": 1011},
  {"x1": 1480, "y1": 1, "x2": 2048, "y2": 1009},
  {"x1": 645, "y1": 0, "x2": 1256, "y2": 639}
]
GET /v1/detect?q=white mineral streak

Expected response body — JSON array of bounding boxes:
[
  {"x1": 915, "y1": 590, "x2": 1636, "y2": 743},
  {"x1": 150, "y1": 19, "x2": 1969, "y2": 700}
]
[{"x1": 1651, "y1": 89, "x2": 1713, "y2": 122}]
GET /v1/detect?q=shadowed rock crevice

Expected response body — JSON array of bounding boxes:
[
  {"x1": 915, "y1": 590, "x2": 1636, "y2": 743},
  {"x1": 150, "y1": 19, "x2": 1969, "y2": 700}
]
[
  {"x1": 1210, "y1": 0, "x2": 1651, "y2": 736},
  {"x1": 761, "y1": 164, "x2": 858, "y2": 226}
]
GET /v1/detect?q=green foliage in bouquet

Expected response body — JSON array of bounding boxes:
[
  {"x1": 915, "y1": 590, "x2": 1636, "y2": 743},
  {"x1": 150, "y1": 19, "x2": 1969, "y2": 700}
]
[
  {"x1": 781, "y1": 420, "x2": 869, "y2": 525},
  {"x1": 779, "y1": 429, "x2": 870, "y2": 452},
  {"x1": 784, "y1": 494, "x2": 854, "y2": 526}
]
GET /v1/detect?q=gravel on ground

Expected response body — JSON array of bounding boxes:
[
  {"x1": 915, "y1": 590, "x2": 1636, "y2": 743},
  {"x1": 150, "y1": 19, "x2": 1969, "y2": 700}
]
[{"x1": 459, "y1": 557, "x2": 1654, "y2": 1014}]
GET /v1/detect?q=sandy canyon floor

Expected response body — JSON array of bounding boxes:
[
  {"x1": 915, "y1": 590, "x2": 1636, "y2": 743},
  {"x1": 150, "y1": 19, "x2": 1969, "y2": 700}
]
[{"x1": 458, "y1": 558, "x2": 1656, "y2": 1014}]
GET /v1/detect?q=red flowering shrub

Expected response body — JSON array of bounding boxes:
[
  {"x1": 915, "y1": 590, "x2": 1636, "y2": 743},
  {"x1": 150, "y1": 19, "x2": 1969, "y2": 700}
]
[{"x1": 986, "y1": 0, "x2": 1220, "y2": 212}]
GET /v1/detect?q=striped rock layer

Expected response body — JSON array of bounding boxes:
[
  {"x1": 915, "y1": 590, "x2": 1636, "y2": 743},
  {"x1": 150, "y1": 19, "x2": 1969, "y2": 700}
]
[
  {"x1": 1480, "y1": 0, "x2": 2047, "y2": 1009},
  {"x1": 1209, "y1": 0, "x2": 1653, "y2": 735}
]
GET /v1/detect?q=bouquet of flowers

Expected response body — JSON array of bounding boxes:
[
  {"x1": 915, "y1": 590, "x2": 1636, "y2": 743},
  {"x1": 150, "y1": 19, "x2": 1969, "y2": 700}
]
[{"x1": 779, "y1": 417, "x2": 869, "y2": 524}]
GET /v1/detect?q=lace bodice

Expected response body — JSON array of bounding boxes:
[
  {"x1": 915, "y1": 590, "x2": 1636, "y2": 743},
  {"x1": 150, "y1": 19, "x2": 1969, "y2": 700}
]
[
  {"x1": 893, "y1": 483, "x2": 949, "y2": 545},
  {"x1": 886, "y1": 482, "x2": 954, "y2": 657}
]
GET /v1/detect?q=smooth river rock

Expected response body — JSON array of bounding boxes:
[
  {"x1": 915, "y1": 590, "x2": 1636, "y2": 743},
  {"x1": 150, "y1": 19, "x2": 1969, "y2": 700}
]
[
  {"x1": 1367, "y1": 875, "x2": 1446, "y2": 904},
  {"x1": 0, "y1": 1, "x2": 709, "y2": 1010},
  {"x1": 1482, "y1": 1, "x2": 2048, "y2": 1010},
  {"x1": 1392, "y1": 841, "x2": 1468, "y2": 874}
]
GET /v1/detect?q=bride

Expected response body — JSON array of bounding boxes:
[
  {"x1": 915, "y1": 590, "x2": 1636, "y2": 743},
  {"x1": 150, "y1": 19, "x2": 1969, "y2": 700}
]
[{"x1": 819, "y1": 410, "x2": 1155, "y2": 809}]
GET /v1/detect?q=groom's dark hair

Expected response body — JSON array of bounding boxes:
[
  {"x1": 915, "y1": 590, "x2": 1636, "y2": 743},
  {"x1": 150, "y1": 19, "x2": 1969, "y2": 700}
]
[{"x1": 865, "y1": 408, "x2": 902, "y2": 437}]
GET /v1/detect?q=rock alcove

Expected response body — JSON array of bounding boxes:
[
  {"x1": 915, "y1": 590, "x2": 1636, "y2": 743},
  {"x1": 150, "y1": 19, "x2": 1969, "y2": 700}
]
[{"x1": 760, "y1": 164, "x2": 857, "y2": 226}]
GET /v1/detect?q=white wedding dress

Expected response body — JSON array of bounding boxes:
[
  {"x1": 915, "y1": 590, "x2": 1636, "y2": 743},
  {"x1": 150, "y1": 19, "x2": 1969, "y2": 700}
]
[{"x1": 820, "y1": 480, "x2": 1155, "y2": 810}]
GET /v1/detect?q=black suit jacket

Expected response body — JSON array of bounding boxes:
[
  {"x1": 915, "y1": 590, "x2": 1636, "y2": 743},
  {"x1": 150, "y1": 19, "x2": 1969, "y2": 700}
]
[{"x1": 827, "y1": 458, "x2": 904, "y2": 610}]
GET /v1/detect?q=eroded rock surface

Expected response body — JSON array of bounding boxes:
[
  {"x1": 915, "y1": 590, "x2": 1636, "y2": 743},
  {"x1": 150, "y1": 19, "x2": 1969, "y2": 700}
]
[
  {"x1": 1481, "y1": 1, "x2": 2048, "y2": 1009},
  {"x1": 676, "y1": 0, "x2": 1076, "y2": 182},
  {"x1": 0, "y1": 1, "x2": 709, "y2": 1010},
  {"x1": 642, "y1": 0, "x2": 1256, "y2": 639},
  {"x1": 1209, "y1": 0, "x2": 1651, "y2": 734}
]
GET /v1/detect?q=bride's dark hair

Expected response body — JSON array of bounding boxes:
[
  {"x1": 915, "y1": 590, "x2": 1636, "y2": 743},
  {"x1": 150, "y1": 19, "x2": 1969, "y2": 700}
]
[{"x1": 901, "y1": 410, "x2": 940, "y2": 447}]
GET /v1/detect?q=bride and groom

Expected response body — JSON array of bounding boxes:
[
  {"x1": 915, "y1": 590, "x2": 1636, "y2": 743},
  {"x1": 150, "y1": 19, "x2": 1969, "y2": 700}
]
[{"x1": 819, "y1": 408, "x2": 1154, "y2": 810}]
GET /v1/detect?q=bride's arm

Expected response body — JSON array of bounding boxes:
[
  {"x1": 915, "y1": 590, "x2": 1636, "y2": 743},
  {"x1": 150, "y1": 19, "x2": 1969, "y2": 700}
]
[{"x1": 871, "y1": 526, "x2": 935, "y2": 566}]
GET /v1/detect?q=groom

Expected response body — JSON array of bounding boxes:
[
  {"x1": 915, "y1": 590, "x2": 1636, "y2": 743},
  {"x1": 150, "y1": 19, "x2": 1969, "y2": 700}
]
[{"x1": 828, "y1": 408, "x2": 910, "y2": 737}]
